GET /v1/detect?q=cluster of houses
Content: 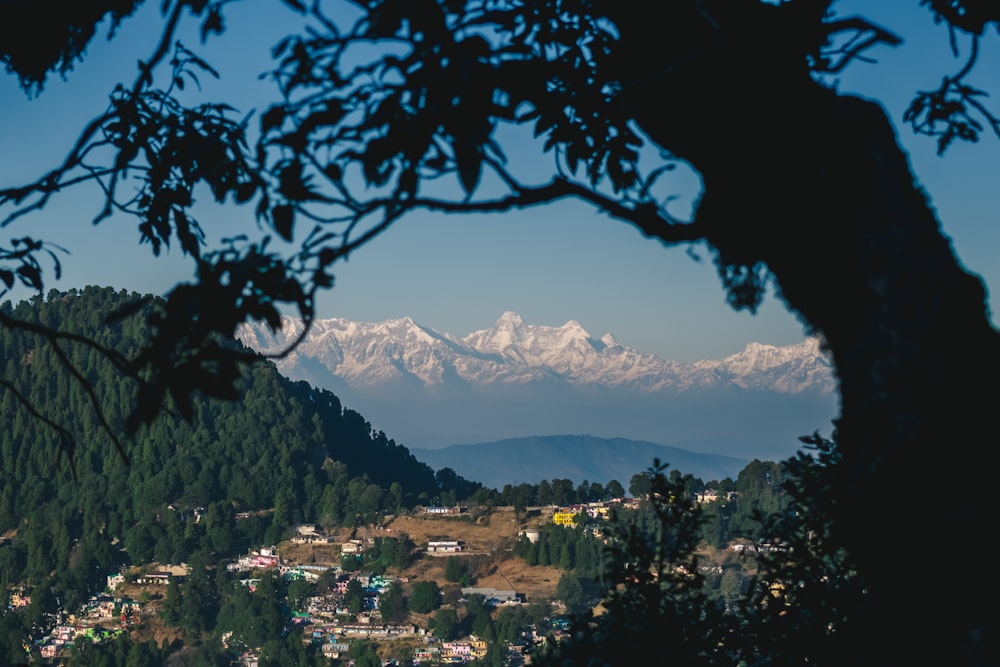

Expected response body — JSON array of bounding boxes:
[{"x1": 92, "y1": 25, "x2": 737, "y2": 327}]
[
  {"x1": 227, "y1": 546, "x2": 281, "y2": 573},
  {"x1": 21, "y1": 566, "x2": 173, "y2": 661},
  {"x1": 24, "y1": 565, "x2": 191, "y2": 660},
  {"x1": 8, "y1": 518, "x2": 545, "y2": 666},
  {"x1": 8, "y1": 588, "x2": 30, "y2": 609},
  {"x1": 34, "y1": 593, "x2": 143, "y2": 661},
  {"x1": 549, "y1": 498, "x2": 636, "y2": 525},
  {"x1": 39, "y1": 625, "x2": 120, "y2": 661},
  {"x1": 550, "y1": 491, "x2": 736, "y2": 527},
  {"x1": 414, "y1": 637, "x2": 490, "y2": 663}
]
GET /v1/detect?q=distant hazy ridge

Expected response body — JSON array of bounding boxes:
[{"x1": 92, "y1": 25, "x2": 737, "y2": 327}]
[{"x1": 411, "y1": 434, "x2": 751, "y2": 490}]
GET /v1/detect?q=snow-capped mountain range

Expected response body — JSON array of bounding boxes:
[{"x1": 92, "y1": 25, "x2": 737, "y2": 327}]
[
  {"x1": 237, "y1": 310, "x2": 835, "y2": 395},
  {"x1": 237, "y1": 312, "x2": 838, "y2": 461}
]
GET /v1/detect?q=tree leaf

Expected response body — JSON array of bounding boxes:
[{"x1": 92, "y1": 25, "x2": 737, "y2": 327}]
[
  {"x1": 200, "y1": 7, "x2": 224, "y2": 41},
  {"x1": 453, "y1": 142, "x2": 482, "y2": 195},
  {"x1": 16, "y1": 264, "x2": 41, "y2": 290},
  {"x1": 261, "y1": 105, "x2": 286, "y2": 134},
  {"x1": 272, "y1": 204, "x2": 295, "y2": 241}
]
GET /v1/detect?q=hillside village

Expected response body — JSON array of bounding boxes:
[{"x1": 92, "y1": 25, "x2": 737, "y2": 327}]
[
  {"x1": 0, "y1": 290, "x2": 791, "y2": 667},
  {"x1": 3, "y1": 506, "x2": 495, "y2": 661},
  {"x1": 7, "y1": 495, "x2": 761, "y2": 666}
]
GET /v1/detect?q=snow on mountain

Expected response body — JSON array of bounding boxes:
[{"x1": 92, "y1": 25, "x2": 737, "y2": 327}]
[
  {"x1": 241, "y1": 315, "x2": 476, "y2": 387},
  {"x1": 690, "y1": 339, "x2": 833, "y2": 393},
  {"x1": 238, "y1": 312, "x2": 838, "y2": 459},
  {"x1": 237, "y1": 312, "x2": 835, "y2": 395}
]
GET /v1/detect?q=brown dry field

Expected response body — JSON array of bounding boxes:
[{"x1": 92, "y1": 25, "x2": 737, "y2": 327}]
[
  {"x1": 278, "y1": 507, "x2": 564, "y2": 602},
  {"x1": 388, "y1": 507, "x2": 563, "y2": 602}
]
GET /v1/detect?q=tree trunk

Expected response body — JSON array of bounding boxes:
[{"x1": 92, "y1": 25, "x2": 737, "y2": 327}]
[{"x1": 635, "y1": 74, "x2": 1000, "y2": 665}]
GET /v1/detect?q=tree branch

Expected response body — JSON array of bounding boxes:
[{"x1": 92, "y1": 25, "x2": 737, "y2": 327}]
[
  {"x1": 0, "y1": 378, "x2": 78, "y2": 476},
  {"x1": 0, "y1": 308, "x2": 138, "y2": 463},
  {"x1": 815, "y1": 17, "x2": 902, "y2": 74},
  {"x1": 0, "y1": 2, "x2": 187, "y2": 229},
  {"x1": 404, "y1": 178, "x2": 706, "y2": 247}
]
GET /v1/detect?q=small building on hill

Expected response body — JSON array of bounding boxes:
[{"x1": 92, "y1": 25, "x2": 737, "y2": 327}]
[
  {"x1": 424, "y1": 505, "x2": 467, "y2": 515},
  {"x1": 461, "y1": 587, "x2": 523, "y2": 605},
  {"x1": 553, "y1": 512, "x2": 578, "y2": 526}
]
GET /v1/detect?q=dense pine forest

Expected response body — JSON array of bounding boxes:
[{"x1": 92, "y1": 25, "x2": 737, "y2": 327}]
[{"x1": 0, "y1": 288, "x2": 474, "y2": 605}]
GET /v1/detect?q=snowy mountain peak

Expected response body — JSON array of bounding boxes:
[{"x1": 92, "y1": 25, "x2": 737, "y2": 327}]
[
  {"x1": 496, "y1": 311, "x2": 524, "y2": 327},
  {"x1": 237, "y1": 313, "x2": 835, "y2": 396},
  {"x1": 725, "y1": 339, "x2": 824, "y2": 371},
  {"x1": 687, "y1": 339, "x2": 833, "y2": 393}
]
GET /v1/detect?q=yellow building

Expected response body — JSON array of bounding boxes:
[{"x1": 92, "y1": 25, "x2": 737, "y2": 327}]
[{"x1": 553, "y1": 512, "x2": 577, "y2": 525}]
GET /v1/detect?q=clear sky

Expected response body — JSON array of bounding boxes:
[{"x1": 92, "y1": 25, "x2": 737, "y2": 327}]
[{"x1": 1, "y1": 0, "x2": 998, "y2": 363}]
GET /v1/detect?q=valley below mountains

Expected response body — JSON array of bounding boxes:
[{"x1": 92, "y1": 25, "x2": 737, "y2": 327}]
[{"x1": 238, "y1": 312, "x2": 839, "y2": 461}]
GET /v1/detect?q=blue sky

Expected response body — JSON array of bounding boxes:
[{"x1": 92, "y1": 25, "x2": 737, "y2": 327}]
[{"x1": 1, "y1": 0, "x2": 998, "y2": 363}]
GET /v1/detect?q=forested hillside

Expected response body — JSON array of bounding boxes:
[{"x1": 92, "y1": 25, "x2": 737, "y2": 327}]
[
  {"x1": 0, "y1": 287, "x2": 820, "y2": 667},
  {"x1": 0, "y1": 286, "x2": 474, "y2": 613}
]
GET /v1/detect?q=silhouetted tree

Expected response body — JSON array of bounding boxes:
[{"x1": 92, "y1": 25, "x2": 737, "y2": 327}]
[
  {"x1": 535, "y1": 462, "x2": 728, "y2": 666},
  {"x1": 2, "y1": 1, "x2": 999, "y2": 664}
]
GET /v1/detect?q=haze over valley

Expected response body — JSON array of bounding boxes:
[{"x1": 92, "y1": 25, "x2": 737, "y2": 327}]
[{"x1": 239, "y1": 312, "x2": 838, "y2": 462}]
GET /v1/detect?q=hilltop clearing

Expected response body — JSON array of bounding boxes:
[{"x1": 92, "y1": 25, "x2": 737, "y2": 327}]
[
  {"x1": 386, "y1": 507, "x2": 563, "y2": 602},
  {"x1": 277, "y1": 507, "x2": 565, "y2": 602}
]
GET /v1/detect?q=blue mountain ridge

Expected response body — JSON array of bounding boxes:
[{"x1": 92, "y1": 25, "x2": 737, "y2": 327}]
[{"x1": 411, "y1": 434, "x2": 752, "y2": 490}]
